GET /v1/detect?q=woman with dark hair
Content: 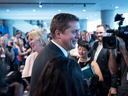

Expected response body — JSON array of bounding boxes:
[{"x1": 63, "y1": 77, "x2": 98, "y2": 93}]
[
  {"x1": 33, "y1": 56, "x2": 86, "y2": 96},
  {"x1": 78, "y1": 41, "x2": 103, "y2": 81}
]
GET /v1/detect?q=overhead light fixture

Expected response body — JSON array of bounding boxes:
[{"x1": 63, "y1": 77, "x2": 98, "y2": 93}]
[
  {"x1": 83, "y1": 9, "x2": 86, "y2": 12},
  {"x1": 115, "y1": 6, "x2": 119, "y2": 9},
  {"x1": 33, "y1": 9, "x2": 35, "y2": 12},
  {"x1": 39, "y1": 2, "x2": 42, "y2": 8},
  {"x1": 7, "y1": 9, "x2": 9, "y2": 12},
  {"x1": 86, "y1": 17, "x2": 89, "y2": 19},
  {"x1": 58, "y1": 10, "x2": 61, "y2": 12}
]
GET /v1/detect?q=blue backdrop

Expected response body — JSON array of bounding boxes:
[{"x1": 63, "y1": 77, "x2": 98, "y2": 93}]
[{"x1": 0, "y1": 26, "x2": 9, "y2": 36}]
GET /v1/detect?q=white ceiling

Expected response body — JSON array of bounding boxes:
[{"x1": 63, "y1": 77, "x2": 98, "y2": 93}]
[{"x1": 0, "y1": 0, "x2": 128, "y2": 21}]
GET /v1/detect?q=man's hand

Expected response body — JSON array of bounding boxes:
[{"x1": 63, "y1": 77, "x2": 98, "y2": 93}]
[
  {"x1": 116, "y1": 37, "x2": 126, "y2": 51},
  {"x1": 108, "y1": 88, "x2": 117, "y2": 96}
]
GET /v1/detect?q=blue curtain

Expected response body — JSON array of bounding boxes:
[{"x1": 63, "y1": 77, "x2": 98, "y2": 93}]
[{"x1": 0, "y1": 26, "x2": 9, "y2": 36}]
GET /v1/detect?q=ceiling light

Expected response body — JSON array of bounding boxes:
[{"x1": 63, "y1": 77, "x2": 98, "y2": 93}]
[
  {"x1": 58, "y1": 10, "x2": 61, "y2": 12},
  {"x1": 86, "y1": 17, "x2": 89, "y2": 19},
  {"x1": 39, "y1": 4, "x2": 42, "y2": 8},
  {"x1": 39, "y1": 2, "x2": 42, "y2": 8},
  {"x1": 33, "y1": 9, "x2": 35, "y2": 12},
  {"x1": 7, "y1": 9, "x2": 9, "y2": 12},
  {"x1": 115, "y1": 6, "x2": 119, "y2": 9},
  {"x1": 44, "y1": 22, "x2": 46, "y2": 24},
  {"x1": 83, "y1": 9, "x2": 86, "y2": 12}
]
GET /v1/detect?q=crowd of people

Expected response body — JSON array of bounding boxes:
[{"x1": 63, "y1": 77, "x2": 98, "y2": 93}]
[{"x1": 0, "y1": 13, "x2": 128, "y2": 96}]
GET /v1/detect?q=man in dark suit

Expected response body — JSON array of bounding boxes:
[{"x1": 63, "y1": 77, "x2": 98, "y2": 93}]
[
  {"x1": 29, "y1": 13, "x2": 80, "y2": 96},
  {"x1": 91, "y1": 24, "x2": 118, "y2": 96}
]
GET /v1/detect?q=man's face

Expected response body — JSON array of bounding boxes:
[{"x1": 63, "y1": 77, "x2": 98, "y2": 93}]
[
  {"x1": 59, "y1": 21, "x2": 80, "y2": 51},
  {"x1": 81, "y1": 32, "x2": 87, "y2": 40},
  {"x1": 5, "y1": 34, "x2": 9, "y2": 39},
  {"x1": 96, "y1": 26, "x2": 106, "y2": 42}
]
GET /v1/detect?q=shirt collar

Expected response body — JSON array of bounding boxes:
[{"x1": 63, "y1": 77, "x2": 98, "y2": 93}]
[{"x1": 51, "y1": 40, "x2": 68, "y2": 57}]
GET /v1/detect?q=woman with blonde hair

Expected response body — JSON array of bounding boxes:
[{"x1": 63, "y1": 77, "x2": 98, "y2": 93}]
[{"x1": 22, "y1": 29, "x2": 48, "y2": 80}]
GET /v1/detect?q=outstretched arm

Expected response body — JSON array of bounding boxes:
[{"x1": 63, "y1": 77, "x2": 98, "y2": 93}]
[{"x1": 91, "y1": 61, "x2": 104, "y2": 81}]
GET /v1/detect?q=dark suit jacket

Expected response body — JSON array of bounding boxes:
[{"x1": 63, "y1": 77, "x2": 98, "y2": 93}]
[
  {"x1": 29, "y1": 41, "x2": 65, "y2": 96},
  {"x1": 91, "y1": 41, "x2": 111, "y2": 94}
]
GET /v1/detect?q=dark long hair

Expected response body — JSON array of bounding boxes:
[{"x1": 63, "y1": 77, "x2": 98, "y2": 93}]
[{"x1": 33, "y1": 56, "x2": 85, "y2": 96}]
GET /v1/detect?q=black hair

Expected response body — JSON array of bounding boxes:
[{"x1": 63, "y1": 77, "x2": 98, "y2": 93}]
[
  {"x1": 33, "y1": 56, "x2": 85, "y2": 96},
  {"x1": 0, "y1": 31, "x2": 2, "y2": 35},
  {"x1": 78, "y1": 41, "x2": 90, "y2": 51}
]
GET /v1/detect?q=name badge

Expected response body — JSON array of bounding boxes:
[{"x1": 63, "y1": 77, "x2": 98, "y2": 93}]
[{"x1": 1, "y1": 54, "x2": 5, "y2": 58}]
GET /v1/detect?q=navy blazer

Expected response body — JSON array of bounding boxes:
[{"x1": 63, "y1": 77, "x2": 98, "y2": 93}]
[{"x1": 30, "y1": 41, "x2": 65, "y2": 96}]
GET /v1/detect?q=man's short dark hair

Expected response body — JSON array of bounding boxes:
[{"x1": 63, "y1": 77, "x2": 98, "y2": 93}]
[
  {"x1": 97, "y1": 24, "x2": 106, "y2": 31},
  {"x1": 0, "y1": 31, "x2": 2, "y2": 35},
  {"x1": 50, "y1": 13, "x2": 79, "y2": 39},
  {"x1": 16, "y1": 30, "x2": 20, "y2": 33}
]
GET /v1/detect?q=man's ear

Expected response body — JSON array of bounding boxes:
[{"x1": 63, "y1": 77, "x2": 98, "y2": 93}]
[{"x1": 55, "y1": 30, "x2": 61, "y2": 39}]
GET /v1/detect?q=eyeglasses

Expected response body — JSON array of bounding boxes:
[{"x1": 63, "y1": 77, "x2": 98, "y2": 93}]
[{"x1": 95, "y1": 32, "x2": 103, "y2": 35}]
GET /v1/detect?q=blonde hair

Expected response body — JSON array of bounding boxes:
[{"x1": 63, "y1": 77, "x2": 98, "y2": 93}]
[
  {"x1": 28, "y1": 29, "x2": 48, "y2": 47},
  {"x1": 0, "y1": 36, "x2": 8, "y2": 45}
]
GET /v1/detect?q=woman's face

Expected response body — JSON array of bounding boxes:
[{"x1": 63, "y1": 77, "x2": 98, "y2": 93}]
[
  {"x1": 19, "y1": 39, "x2": 23, "y2": 46},
  {"x1": 78, "y1": 46, "x2": 88, "y2": 58},
  {"x1": 28, "y1": 35, "x2": 42, "y2": 51}
]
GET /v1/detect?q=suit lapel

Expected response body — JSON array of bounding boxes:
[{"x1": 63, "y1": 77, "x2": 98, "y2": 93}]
[{"x1": 47, "y1": 41, "x2": 65, "y2": 56}]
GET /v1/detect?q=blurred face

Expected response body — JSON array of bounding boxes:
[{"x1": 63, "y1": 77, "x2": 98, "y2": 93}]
[
  {"x1": 19, "y1": 39, "x2": 23, "y2": 46},
  {"x1": 28, "y1": 36, "x2": 42, "y2": 51},
  {"x1": 59, "y1": 21, "x2": 80, "y2": 51},
  {"x1": 81, "y1": 32, "x2": 87, "y2": 40},
  {"x1": 4, "y1": 34, "x2": 9, "y2": 39},
  {"x1": 96, "y1": 26, "x2": 106, "y2": 42},
  {"x1": 43, "y1": 30, "x2": 47, "y2": 34},
  {"x1": 78, "y1": 46, "x2": 88, "y2": 58},
  {"x1": 1, "y1": 39, "x2": 6, "y2": 47}
]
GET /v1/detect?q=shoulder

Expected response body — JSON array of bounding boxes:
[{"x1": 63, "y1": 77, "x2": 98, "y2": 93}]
[{"x1": 91, "y1": 60, "x2": 98, "y2": 67}]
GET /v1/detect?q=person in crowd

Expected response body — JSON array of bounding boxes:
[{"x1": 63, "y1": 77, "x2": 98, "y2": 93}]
[
  {"x1": 0, "y1": 64, "x2": 24, "y2": 96},
  {"x1": 47, "y1": 33, "x2": 52, "y2": 42},
  {"x1": 4, "y1": 33, "x2": 9, "y2": 39},
  {"x1": 22, "y1": 29, "x2": 48, "y2": 80},
  {"x1": 77, "y1": 41, "x2": 103, "y2": 81},
  {"x1": 78, "y1": 30, "x2": 94, "y2": 44},
  {"x1": 15, "y1": 38, "x2": 31, "y2": 69},
  {"x1": 23, "y1": 32, "x2": 29, "y2": 48},
  {"x1": 30, "y1": 13, "x2": 80, "y2": 95},
  {"x1": 90, "y1": 24, "x2": 118, "y2": 96},
  {"x1": 0, "y1": 31, "x2": 2, "y2": 38},
  {"x1": 0, "y1": 37, "x2": 14, "y2": 70},
  {"x1": 108, "y1": 36, "x2": 128, "y2": 96},
  {"x1": 33, "y1": 56, "x2": 86, "y2": 96},
  {"x1": 14, "y1": 33, "x2": 20, "y2": 43},
  {"x1": 7, "y1": 39, "x2": 15, "y2": 71}
]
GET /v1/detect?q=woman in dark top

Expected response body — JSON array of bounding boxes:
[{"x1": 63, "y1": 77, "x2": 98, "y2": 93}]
[{"x1": 78, "y1": 41, "x2": 103, "y2": 81}]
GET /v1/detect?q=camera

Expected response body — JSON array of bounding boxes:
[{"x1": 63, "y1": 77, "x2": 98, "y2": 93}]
[
  {"x1": 0, "y1": 71, "x2": 27, "y2": 96},
  {"x1": 10, "y1": 42, "x2": 13, "y2": 46},
  {"x1": 102, "y1": 14, "x2": 128, "y2": 49}
]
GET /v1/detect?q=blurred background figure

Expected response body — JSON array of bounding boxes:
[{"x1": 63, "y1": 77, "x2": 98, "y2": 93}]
[{"x1": 33, "y1": 56, "x2": 86, "y2": 96}]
